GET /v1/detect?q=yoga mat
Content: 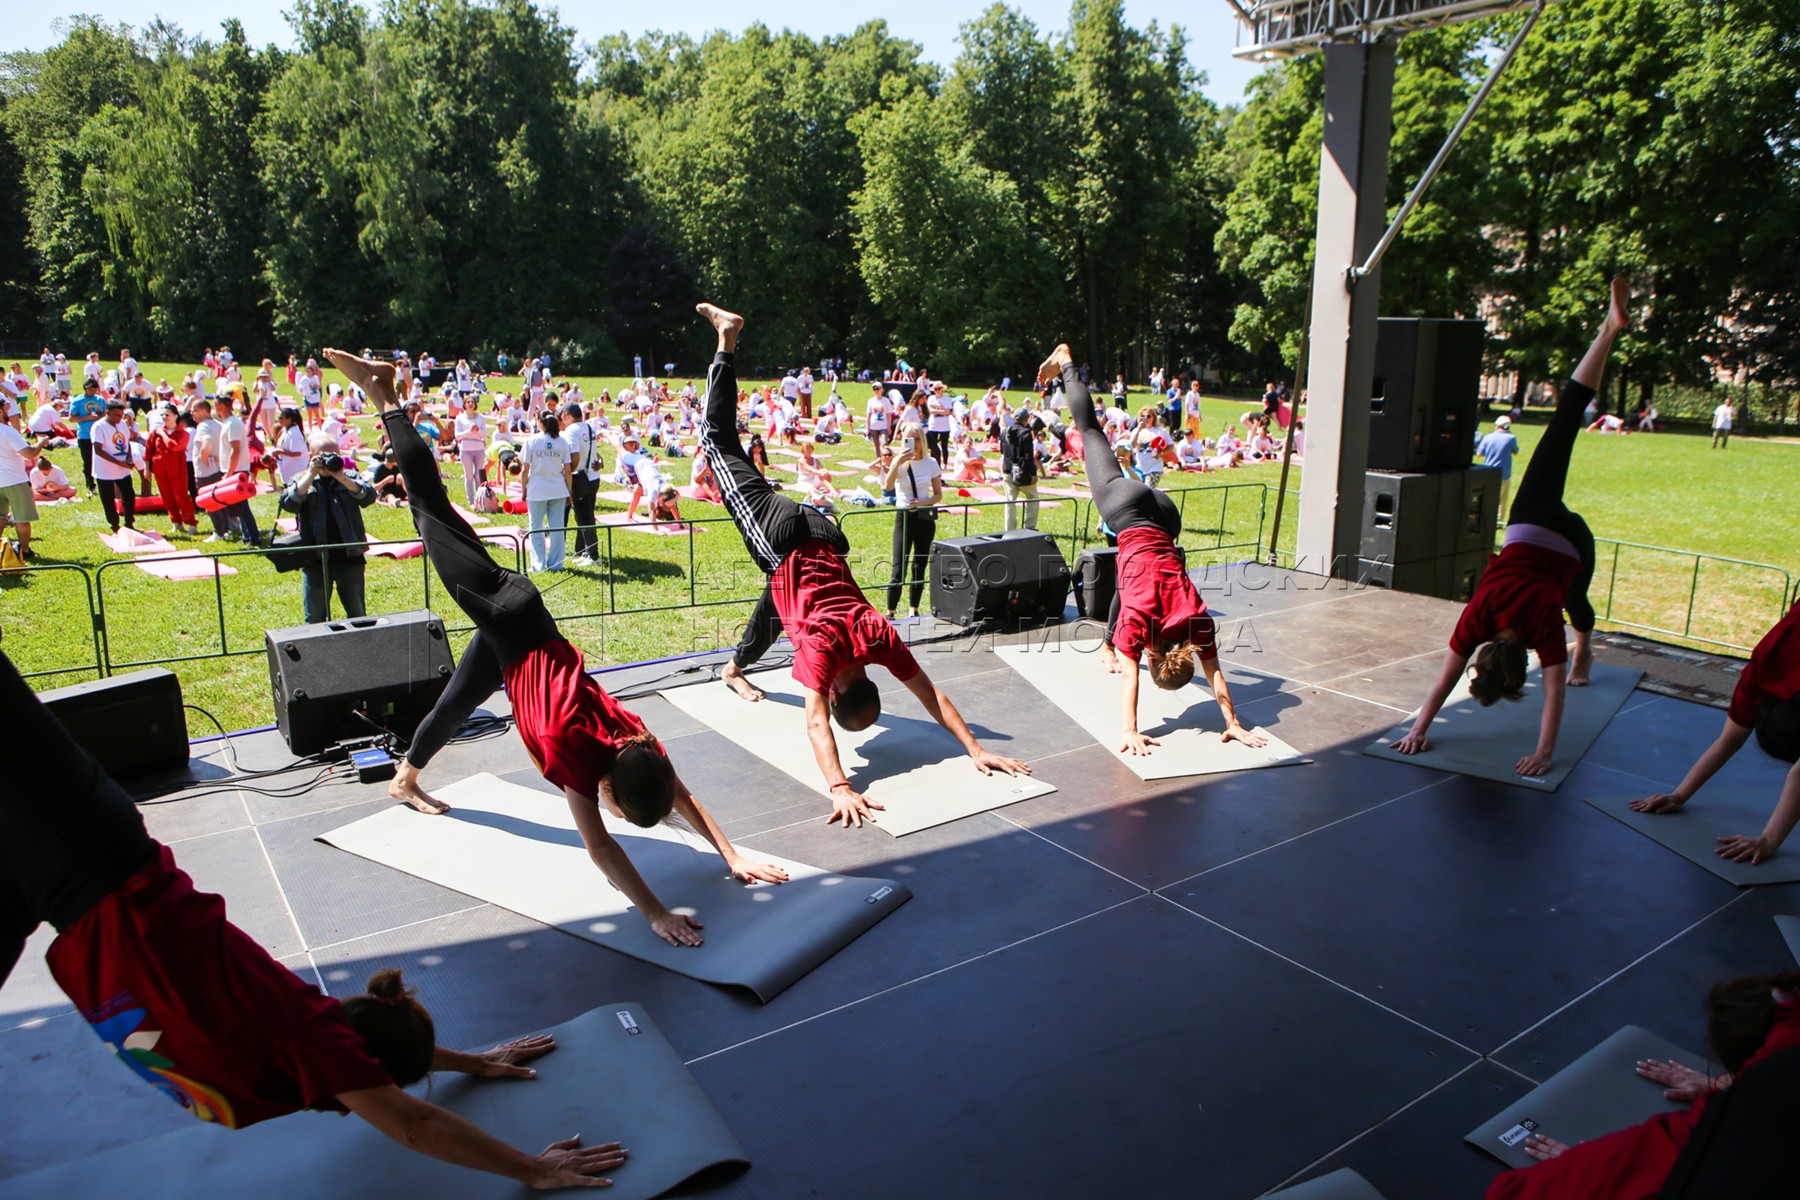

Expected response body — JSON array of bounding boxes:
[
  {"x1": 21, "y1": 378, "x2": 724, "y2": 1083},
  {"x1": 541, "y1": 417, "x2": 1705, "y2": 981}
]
[
  {"x1": 1364, "y1": 663, "x2": 1644, "y2": 791},
  {"x1": 597, "y1": 488, "x2": 639, "y2": 503},
  {"x1": 1465, "y1": 1026, "x2": 1704, "y2": 1169},
  {"x1": 952, "y1": 485, "x2": 1003, "y2": 501},
  {"x1": 449, "y1": 501, "x2": 490, "y2": 526},
  {"x1": 365, "y1": 534, "x2": 425, "y2": 559},
  {"x1": 99, "y1": 528, "x2": 175, "y2": 553},
  {"x1": 1583, "y1": 792, "x2": 1800, "y2": 886},
  {"x1": 1270, "y1": 1169, "x2": 1390, "y2": 1200},
  {"x1": 839, "y1": 459, "x2": 872, "y2": 471},
  {"x1": 478, "y1": 528, "x2": 525, "y2": 551},
  {"x1": 319, "y1": 773, "x2": 910, "y2": 1000},
  {"x1": 659, "y1": 672, "x2": 1056, "y2": 836},
  {"x1": 114, "y1": 493, "x2": 167, "y2": 515},
  {"x1": 133, "y1": 552, "x2": 239, "y2": 580},
  {"x1": 0, "y1": 1003, "x2": 747, "y2": 1200},
  {"x1": 993, "y1": 639, "x2": 1309, "y2": 781},
  {"x1": 1778, "y1": 914, "x2": 1800, "y2": 964},
  {"x1": 594, "y1": 513, "x2": 706, "y2": 536}
]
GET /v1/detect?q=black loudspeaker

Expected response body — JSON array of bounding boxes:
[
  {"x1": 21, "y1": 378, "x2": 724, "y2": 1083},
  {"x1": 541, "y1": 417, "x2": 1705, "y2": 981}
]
[
  {"x1": 40, "y1": 668, "x2": 189, "y2": 780},
  {"x1": 1360, "y1": 472, "x2": 1443, "y2": 566},
  {"x1": 1444, "y1": 466, "x2": 1501, "y2": 556},
  {"x1": 930, "y1": 530, "x2": 1071, "y2": 627},
  {"x1": 1073, "y1": 548, "x2": 1118, "y2": 620},
  {"x1": 266, "y1": 610, "x2": 456, "y2": 755},
  {"x1": 1369, "y1": 318, "x2": 1484, "y2": 472},
  {"x1": 1359, "y1": 549, "x2": 1488, "y2": 602}
]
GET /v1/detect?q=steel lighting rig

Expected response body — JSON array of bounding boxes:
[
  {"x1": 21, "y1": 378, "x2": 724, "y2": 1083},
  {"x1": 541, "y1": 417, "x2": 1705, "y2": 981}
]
[{"x1": 1226, "y1": 0, "x2": 1549, "y2": 59}]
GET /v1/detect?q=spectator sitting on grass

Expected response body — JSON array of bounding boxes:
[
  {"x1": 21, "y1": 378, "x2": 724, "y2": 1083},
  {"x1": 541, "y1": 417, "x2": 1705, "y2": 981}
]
[{"x1": 32, "y1": 452, "x2": 77, "y2": 502}]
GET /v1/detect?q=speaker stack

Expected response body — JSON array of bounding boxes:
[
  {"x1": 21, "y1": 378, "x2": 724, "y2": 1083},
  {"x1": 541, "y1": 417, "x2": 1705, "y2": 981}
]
[
  {"x1": 930, "y1": 530, "x2": 1071, "y2": 627},
  {"x1": 265, "y1": 611, "x2": 456, "y2": 755},
  {"x1": 1361, "y1": 317, "x2": 1495, "y2": 601},
  {"x1": 40, "y1": 668, "x2": 190, "y2": 781}
]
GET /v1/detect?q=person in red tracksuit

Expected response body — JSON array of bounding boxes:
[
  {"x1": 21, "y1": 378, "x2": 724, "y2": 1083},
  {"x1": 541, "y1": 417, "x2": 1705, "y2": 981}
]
[{"x1": 146, "y1": 405, "x2": 198, "y2": 535}]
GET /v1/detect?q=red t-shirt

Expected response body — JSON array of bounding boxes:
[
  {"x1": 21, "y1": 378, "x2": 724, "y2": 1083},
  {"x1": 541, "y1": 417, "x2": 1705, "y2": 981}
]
[
  {"x1": 772, "y1": 539, "x2": 920, "y2": 694},
  {"x1": 1485, "y1": 1000, "x2": 1800, "y2": 1200},
  {"x1": 45, "y1": 846, "x2": 391, "y2": 1130},
  {"x1": 504, "y1": 638, "x2": 654, "y2": 797},
  {"x1": 1110, "y1": 525, "x2": 1217, "y2": 663},
  {"x1": 1728, "y1": 604, "x2": 1800, "y2": 727},
  {"x1": 1450, "y1": 543, "x2": 1580, "y2": 668}
]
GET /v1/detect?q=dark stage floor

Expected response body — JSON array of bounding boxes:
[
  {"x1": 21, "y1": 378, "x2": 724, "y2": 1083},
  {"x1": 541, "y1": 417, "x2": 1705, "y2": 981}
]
[{"x1": 4, "y1": 565, "x2": 1792, "y2": 1199}]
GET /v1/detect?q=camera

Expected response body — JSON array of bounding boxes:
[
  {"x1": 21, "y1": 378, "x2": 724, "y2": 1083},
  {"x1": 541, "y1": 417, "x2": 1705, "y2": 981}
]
[{"x1": 315, "y1": 452, "x2": 343, "y2": 473}]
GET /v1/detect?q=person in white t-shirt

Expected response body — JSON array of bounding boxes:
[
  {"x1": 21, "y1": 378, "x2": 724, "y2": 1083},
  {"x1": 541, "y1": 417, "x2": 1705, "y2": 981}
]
[
  {"x1": 453, "y1": 397, "x2": 488, "y2": 507},
  {"x1": 627, "y1": 453, "x2": 667, "y2": 523},
  {"x1": 274, "y1": 407, "x2": 310, "y2": 484},
  {"x1": 518, "y1": 410, "x2": 571, "y2": 571},
  {"x1": 32, "y1": 454, "x2": 76, "y2": 503},
  {"x1": 1712, "y1": 400, "x2": 1734, "y2": 449},
  {"x1": 796, "y1": 368, "x2": 814, "y2": 419},
  {"x1": 215, "y1": 394, "x2": 263, "y2": 545},
  {"x1": 923, "y1": 383, "x2": 954, "y2": 462},
  {"x1": 864, "y1": 382, "x2": 892, "y2": 457},
  {"x1": 882, "y1": 430, "x2": 943, "y2": 619},
  {"x1": 0, "y1": 423, "x2": 39, "y2": 557},
  {"x1": 82, "y1": 353, "x2": 103, "y2": 385},
  {"x1": 89, "y1": 399, "x2": 138, "y2": 533},
  {"x1": 558, "y1": 401, "x2": 601, "y2": 565},
  {"x1": 28, "y1": 398, "x2": 66, "y2": 438}
]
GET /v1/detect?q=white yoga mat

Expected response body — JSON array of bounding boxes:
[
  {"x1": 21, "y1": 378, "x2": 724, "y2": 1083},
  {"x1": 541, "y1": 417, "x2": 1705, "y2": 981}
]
[
  {"x1": 318, "y1": 773, "x2": 910, "y2": 1001},
  {"x1": 992, "y1": 639, "x2": 1309, "y2": 781},
  {"x1": 1365, "y1": 663, "x2": 1644, "y2": 790},
  {"x1": 658, "y1": 672, "x2": 1056, "y2": 836},
  {"x1": 1466, "y1": 1026, "x2": 1704, "y2": 1169}
]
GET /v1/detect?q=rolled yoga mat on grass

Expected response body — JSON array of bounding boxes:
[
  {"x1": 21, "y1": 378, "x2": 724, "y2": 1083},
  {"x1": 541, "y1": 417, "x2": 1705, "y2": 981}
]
[
  {"x1": 659, "y1": 671, "x2": 1056, "y2": 836},
  {"x1": 993, "y1": 638, "x2": 1309, "y2": 781},
  {"x1": 318, "y1": 773, "x2": 910, "y2": 1001},
  {"x1": 0, "y1": 1002, "x2": 748, "y2": 1200},
  {"x1": 1365, "y1": 663, "x2": 1643, "y2": 791},
  {"x1": 1465, "y1": 1025, "x2": 1706, "y2": 1170},
  {"x1": 1584, "y1": 792, "x2": 1800, "y2": 886}
]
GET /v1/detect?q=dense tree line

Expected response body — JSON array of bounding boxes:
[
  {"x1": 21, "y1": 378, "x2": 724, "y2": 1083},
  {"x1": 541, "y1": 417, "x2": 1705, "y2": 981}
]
[{"x1": 0, "y1": 0, "x2": 1795, "y2": 395}]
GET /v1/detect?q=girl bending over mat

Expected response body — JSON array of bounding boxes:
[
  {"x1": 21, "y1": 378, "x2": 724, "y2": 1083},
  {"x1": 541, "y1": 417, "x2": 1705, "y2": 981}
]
[
  {"x1": 0, "y1": 649, "x2": 628, "y2": 1189},
  {"x1": 1629, "y1": 602, "x2": 1800, "y2": 865},
  {"x1": 1486, "y1": 968, "x2": 1799, "y2": 1199},
  {"x1": 1034, "y1": 342, "x2": 1266, "y2": 757},
  {"x1": 1395, "y1": 279, "x2": 1628, "y2": 777},
  {"x1": 322, "y1": 349, "x2": 786, "y2": 948}
]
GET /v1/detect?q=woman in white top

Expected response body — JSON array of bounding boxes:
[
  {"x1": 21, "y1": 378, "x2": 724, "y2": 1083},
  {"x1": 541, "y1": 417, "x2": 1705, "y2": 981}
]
[
  {"x1": 274, "y1": 407, "x2": 311, "y2": 484},
  {"x1": 518, "y1": 410, "x2": 572, "y2": 572},
  {"x1": 454, "y1": 397, "x2": 488, "y2": 507},
  {"x1": 924, "y1": 387, "x2": 954, "y2": 462},
  {"x1": 865, "y1": 383, "x2": 892, "y2": 458},
  {"x1": 881, "y1": 428, "x2": 943, "y2": 620}
]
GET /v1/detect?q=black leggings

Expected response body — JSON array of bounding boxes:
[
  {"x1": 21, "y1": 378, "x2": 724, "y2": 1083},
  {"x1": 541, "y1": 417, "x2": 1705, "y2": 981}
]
[
  {"x1": 732, "y1": 584, "x2": 781, "y2": 670},
  {"x1": 886, "y1": 507, "x2": 936, "y2": 612},
  {"x1": 1505, "y1": 380, "x2": 1598, "y2": 635},
  {"x1": 926, "y1": 429, "x2": 950, "y2": 462},
  {"x1": 1065, "y1": 364, "x2": 1178, "y2": 539},
  {"x1": 98, "y1": 475, "x2": 136, "y2": 529},
  {"x1": 700, "y1": 352, "x2": 846, "y2": 575},
  {"x1": 0, "y1": 650, "x2": 160, "y2": 987},
  {"x1": 382, "y1": 409, "x2": 559, "y2": 768}
]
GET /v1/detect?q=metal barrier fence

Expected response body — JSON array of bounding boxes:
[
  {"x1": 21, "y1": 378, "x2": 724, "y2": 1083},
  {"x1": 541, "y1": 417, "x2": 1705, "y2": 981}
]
[{"x1": 4, "y1": 483, "x2": 1791, "y2": 689}]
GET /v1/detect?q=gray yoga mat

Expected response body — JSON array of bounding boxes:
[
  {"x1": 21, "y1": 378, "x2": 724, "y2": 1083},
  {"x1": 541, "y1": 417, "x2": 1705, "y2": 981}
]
[
  {"x1": 319, "y1": 774, "x2": 910, "y2": 1001},
  {"x1": 1268, "y1": 1168, "x2": 1390, "y2": 1199},
  {"x1": 992, "y1": 639, "x2": 1309, "y2": 781},
  {"x1": 0, "y1": 1002, "x2": 745, "y2": 1200},
  {"x1": 1583, "y1": 793, "x2": 1800, "y2": 886},
  {"x1": 1777, "y1": 914, "x2": 1800, "y2": 965},
  {"x1": 1365, "y1": 662, "x2": 1643, "y2": 790},
  {"x1": 658, "y1": 671, "x2": 1056, "y2": 835},
  {"x1": 1466, "y1": 1025, "x2": 1705, "y2": 1169}
]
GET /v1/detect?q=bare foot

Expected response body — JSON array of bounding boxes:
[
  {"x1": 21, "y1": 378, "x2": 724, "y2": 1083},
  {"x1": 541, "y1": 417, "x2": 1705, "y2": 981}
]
[
  {"x1": 721, "y1": 661, "x2": 766, "y2": 701},
  {"x1": 1567, "y1": 637, "x2": 1593, "y2": 687},
  {"x1": 389, "y1": 762, "x2": 450, "y2": 814},
  {"x1": 321, "y1": 348, "x2": 399, "y2": 411},
  {"x1": 695, "y1": 303, "x2": 744, "y2": 353},
  {"x1": 1037, "y1": 344, "x2": 1072, "y2": 388},
  {"x1": 1602, "y1": 276, "x2": 1631, "y2": 337}
]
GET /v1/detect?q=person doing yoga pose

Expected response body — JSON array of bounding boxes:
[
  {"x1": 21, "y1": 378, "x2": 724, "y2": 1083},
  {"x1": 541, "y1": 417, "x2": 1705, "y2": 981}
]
[
  {"x1": 1394, "y1": 279, "x2": 1627, "y2": 777},
  {"x1": 321, "y1": 349, "x2": 785, "y2": 947},
  {"x1": 695, "y1": 304, "x2": 1030, "y2": 829},
  {"x1": 1629, "y1": 602, "x2": 1800, "y2": 865},
  {"x1": 0, "y1": 649, "x2": 628, "y2": 1189},
  {"x1": 1035, "y1": 343, "x2": 1266, "y2": 757}
]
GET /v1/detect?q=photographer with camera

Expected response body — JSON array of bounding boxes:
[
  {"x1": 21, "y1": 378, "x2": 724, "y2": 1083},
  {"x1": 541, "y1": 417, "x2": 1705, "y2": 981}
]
[{"x1": 278, "y1": 432, "x2": 376, "y2": 624}]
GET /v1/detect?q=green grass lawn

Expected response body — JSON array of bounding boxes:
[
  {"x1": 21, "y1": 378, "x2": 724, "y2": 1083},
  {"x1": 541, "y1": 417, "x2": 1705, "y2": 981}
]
[{"x1": 5, "y1": 361, "x2": 1794, "y2": 730}]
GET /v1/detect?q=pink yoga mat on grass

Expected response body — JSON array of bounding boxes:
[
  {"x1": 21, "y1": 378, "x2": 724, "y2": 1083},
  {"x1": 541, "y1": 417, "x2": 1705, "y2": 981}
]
[
  {"x1": 99, "y1": 529, "x2": 176, "y2": 554},
  {"x1": 366, "y1": 535, "x2": 425, "y2": 559},
  {"x1": 450, "y1": 502, "x2": 491, "y2": 526},
  {"x1": 133, "y1": 552, "x2": 238, "y2": 580},
  {"x1": 595, "y1": 513, "x2": 705, "y2": 536}
]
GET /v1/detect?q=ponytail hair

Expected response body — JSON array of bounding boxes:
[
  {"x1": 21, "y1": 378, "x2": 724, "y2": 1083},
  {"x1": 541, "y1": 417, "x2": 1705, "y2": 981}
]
[
  {"x1": 1706, "y1": 969, "x2": 1800, "y2": 1075},
  {"x1": 1469, "y1": 639, "x2": 1529, "y2": 706},
  {"x1": 1151, "y1": 641, "x2": 1199, "y2": 691},
  {"x1": 340, "y1": 968, "x2": 436, "y2": 1087},
  {"x1": 608, "y1": 730, "x2": 676, "y2": 827}
]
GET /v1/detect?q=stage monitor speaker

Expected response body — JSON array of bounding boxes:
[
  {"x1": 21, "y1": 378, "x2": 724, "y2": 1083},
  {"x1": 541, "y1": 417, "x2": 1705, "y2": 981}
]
[
  {"x1": 40, "y1": 668, "x2": 189, "y2": 780},
  {"x1": 266, "y1": 610, "x2": 456, "y2": 755},
  {"x1": 1360, "y1": 471, "x2": 1444, "y2": 566},
  {"x1": 1369, "y1": 318, "x2": 1484, "y2": 472},
  {"x1": 1444, "y1": 466, "x2": 1501, "y2": 556},
  {"x1": 1359, "y1": 548, "x2": 1489, "y2": 602},
  {"x1": 930, "y1": 530, "x2": 1071, "y2": 628},
  {"x1": 1073, "y1": 548, "x2": 1117, "y2": 620}
]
